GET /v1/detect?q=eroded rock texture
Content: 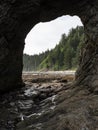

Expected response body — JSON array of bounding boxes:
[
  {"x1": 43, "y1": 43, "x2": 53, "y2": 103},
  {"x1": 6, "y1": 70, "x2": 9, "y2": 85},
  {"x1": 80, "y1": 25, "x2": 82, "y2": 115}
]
[
  {"x1": 0, "y1": 73, "x2": 97, "y2": 130},
  {"x1": 75, "y1": 1, "x2": 98, "y2": 92},
  {"x1": 0, "y1": 0, "x2": 98, "y2": 92}
]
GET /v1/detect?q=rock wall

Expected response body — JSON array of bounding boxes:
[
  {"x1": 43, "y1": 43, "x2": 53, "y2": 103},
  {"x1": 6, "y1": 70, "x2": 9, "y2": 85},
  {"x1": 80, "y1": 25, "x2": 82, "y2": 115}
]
[
  {"x1": 0, "y1": 0, "x2": 98, "y2": 92},
  {"x1": 75, "y1": 1, "x2": 98, "y2": 92}
]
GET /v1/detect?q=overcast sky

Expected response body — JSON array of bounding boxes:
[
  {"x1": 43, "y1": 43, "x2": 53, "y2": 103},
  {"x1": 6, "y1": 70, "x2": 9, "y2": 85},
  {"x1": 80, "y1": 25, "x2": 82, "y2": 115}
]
[{"x1": 24, "y1": 15, "x2": 83, "y2": 55}]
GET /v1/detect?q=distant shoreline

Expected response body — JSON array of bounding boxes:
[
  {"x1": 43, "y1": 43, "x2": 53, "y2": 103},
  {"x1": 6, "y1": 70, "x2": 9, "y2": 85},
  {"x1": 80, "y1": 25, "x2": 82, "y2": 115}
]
[{"x1": 22, "y1": 70, "x2": 75, "y2": 75}]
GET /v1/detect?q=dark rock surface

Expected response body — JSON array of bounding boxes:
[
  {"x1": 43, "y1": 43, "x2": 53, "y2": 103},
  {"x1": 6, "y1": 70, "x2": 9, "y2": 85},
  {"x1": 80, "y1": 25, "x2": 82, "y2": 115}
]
[
  {"x1": 0, "y1": 73, "x2": 97, "y2": 130},
  {"x1": 0, "y1": 0, "x2": 98, "y2": 91},
  {"x1": 0, "y1": 1, "x2": 98, "y2": 129}
]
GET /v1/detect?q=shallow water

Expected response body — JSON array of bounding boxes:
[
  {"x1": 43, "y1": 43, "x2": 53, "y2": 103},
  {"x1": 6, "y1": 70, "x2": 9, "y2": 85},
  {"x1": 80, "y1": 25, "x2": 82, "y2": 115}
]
[
  {"x1": 0, "y1": 80, "x2": 64, "y2": 130},
  {"x1": 0, "y1": 72, "x2": 76, "y2": 130}
]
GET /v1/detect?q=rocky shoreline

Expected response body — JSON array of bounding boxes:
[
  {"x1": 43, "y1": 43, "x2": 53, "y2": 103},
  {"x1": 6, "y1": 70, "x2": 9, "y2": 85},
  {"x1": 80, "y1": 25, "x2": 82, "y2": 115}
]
[{"x1": 0, "y1": 72, "x2": 98, "y2": 130}]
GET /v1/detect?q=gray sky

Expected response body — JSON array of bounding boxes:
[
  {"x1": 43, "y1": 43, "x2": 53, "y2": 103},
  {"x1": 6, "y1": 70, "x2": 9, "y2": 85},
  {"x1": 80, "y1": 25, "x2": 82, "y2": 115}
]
[{"x1": 24, "y1": 15, "x2": 83, "y2": 55}]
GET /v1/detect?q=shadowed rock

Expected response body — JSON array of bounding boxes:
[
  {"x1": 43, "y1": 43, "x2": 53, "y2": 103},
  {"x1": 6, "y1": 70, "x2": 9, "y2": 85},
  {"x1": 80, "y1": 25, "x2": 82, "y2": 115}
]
[
  {"x1": 0, "y1": 0, "x2": 98, "y2": 91},
  {"x1": 0, "y1": 73, "x2": 97, "y2": 130}
]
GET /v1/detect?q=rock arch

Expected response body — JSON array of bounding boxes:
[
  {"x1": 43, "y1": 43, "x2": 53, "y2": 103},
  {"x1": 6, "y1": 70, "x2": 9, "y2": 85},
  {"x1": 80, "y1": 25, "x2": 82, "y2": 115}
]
[{"x1": 0, "y1": 0, "x2": 97, "y2": 92}]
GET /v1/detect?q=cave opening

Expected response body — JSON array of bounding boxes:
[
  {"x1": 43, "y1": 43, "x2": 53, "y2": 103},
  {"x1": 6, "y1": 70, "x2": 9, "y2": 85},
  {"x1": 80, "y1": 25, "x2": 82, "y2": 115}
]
[
  {"x1": 23, "y1": 15, "x2": 83, "y2": 73},
  {"x1": 0, "y1": 1, "x2": 97, "y2": 129},
  {"x1": 0, "y1": 0, "x2": 97, "y2": 92}
]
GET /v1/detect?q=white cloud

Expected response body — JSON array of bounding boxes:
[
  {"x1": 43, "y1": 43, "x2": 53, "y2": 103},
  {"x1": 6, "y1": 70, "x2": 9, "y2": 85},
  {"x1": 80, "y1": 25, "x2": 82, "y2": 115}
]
[{"x1": 24, "y1": 15, "x2": 83, "y2": 55}]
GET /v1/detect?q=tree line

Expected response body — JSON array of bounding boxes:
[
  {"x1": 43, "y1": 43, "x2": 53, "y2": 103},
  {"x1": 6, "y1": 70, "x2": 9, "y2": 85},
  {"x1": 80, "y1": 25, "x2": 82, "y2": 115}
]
[{"x1": 23, "y1": 26, "x2": 84, "y2": 71}]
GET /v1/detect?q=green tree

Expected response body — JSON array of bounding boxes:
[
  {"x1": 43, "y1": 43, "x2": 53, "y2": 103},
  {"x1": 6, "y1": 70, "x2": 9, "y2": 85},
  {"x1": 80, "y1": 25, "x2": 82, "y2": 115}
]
[{"x1": 23, "y1": 26, "x2": 84, "y2": 71}]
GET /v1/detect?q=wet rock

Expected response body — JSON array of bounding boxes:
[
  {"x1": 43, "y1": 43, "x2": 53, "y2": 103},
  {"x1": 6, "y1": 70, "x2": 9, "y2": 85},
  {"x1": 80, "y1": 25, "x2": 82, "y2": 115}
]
[
  {"x1": 24, "y1": 88, "x2": 40, "y2": 99},
  {"x1": 0, "y1": 73, "x2": 98, "y2": 130},
  {"x1": 17, "y1": 100, "x2": 34, "y2": 110}
]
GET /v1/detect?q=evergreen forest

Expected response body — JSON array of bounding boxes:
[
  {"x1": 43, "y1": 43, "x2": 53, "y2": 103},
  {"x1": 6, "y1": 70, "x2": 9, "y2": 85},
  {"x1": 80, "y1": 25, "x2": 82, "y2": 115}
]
[{"x1": 23, "y1": 26, "x2": 84, "y2": 71}]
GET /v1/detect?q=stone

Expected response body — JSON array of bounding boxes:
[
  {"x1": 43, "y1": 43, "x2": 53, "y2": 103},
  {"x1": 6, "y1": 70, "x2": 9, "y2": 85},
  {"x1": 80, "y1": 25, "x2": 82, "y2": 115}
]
[
  {"x1": 0, "y1": 72, "x2": 97, "y2": 130},
  {"x1": 0, "y1": 0, "x2": 98, "y2": 91}
]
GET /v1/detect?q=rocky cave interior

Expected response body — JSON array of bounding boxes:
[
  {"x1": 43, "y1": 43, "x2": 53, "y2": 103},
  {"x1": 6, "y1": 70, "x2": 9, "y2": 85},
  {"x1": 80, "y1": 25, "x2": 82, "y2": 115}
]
[
  {"x1": 0, "y1": 0, "x2": 98, "y2": 130},
  {"x1": 0, "y1": 0, "x2": 98, "y2": 92}
]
